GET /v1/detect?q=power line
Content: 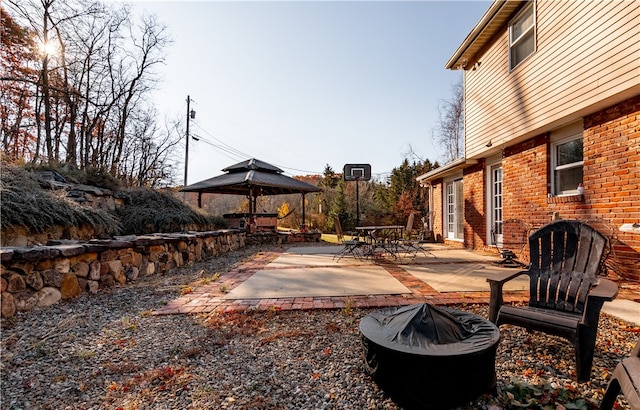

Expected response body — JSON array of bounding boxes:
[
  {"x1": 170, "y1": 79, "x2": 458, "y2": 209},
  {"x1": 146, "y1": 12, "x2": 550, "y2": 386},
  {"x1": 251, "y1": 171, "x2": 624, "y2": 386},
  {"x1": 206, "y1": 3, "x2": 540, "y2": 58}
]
[
  {"x1": 190, "y1": 133, "x2": 245, "y2": 163},
  {"x1": 190, "y1": 101, "x2": 326, "y2": 175},
  {"x1": 192, "y1": 123, "x2": 252, "y2": 159},
  {"x1": 188, "y1": 103, "x2": 394, "y2": 177},
  {"x1": 190, "y1": 123, "x2": 324, "y2": 175}
]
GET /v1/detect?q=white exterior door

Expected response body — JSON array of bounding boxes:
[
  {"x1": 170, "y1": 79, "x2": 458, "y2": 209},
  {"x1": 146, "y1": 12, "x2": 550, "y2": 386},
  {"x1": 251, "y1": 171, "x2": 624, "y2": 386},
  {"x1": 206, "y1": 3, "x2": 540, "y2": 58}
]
[
  {"x1": 490, "y1": 165, "x2": 503, "y2": 246},
  {"x1": 446, "y1": 179, "x2": 464, "y2": 240}
]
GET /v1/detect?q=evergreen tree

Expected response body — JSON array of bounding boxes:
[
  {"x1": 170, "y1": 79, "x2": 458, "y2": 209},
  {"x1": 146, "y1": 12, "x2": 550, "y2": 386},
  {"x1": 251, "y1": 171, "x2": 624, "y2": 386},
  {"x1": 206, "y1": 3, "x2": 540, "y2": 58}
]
[{"x1": 329, "y1": 178, "x2": 352, "y2": 231}]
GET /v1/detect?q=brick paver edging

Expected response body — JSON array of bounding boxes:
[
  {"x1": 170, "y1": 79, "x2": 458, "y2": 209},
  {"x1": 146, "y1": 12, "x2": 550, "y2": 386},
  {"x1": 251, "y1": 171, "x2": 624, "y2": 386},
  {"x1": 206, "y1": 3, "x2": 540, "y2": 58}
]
[{"x1": 153, "y1": 249, "x2": 530, "y2": 315}]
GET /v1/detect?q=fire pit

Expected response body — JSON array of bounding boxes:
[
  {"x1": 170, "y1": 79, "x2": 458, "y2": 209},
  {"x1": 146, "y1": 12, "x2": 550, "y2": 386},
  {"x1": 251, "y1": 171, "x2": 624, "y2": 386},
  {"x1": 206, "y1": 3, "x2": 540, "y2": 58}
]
[{"x1": 360, "y1": 303, "x2": 500, "y2": 409}]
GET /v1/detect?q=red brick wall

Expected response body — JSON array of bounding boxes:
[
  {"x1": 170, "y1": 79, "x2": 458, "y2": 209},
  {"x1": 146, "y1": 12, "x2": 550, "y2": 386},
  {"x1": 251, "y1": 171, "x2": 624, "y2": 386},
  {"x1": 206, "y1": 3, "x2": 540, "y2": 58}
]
[
  {"x1": 463, "y1": 161, "x2": 486, "y2": 250},
  {"x1": 503, "y1": 134, "x2": 551, "y2": 225},
  {"x1": 582, "y1": 95, "x2": 640, "y2": 281},
  {"x1": 426, "y1": 96, "x2": 639, "y2": 280},
  {"x1": 497, "y1": 97, "x2": 639, "y2": 280}
]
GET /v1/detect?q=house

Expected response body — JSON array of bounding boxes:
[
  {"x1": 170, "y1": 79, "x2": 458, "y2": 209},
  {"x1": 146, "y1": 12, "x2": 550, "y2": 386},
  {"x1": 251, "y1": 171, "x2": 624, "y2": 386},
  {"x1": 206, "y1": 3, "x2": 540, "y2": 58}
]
[{"x1": 417, "y1": 0, "x2": 640, "y2": 281}]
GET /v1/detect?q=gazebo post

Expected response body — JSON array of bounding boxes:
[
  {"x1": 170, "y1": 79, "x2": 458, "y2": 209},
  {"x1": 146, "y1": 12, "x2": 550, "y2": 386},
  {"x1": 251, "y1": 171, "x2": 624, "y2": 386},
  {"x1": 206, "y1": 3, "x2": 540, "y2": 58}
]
[{"x1": 301, "y1": 193, "x2": 307, "y2": 231}]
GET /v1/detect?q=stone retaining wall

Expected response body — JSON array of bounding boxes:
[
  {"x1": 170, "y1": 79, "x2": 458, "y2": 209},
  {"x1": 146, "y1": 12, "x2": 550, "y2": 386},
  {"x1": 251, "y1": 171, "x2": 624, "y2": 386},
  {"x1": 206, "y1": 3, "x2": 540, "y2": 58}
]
[{"x1": 0, "y1": 230, "x2": 246, "y2": 318}]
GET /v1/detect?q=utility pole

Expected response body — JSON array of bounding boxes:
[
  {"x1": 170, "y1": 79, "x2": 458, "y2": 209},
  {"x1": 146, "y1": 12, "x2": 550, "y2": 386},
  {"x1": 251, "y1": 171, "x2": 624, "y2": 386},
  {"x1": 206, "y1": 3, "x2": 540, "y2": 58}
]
[{"x1": 184, "y1": 96, "x2": 196, "y2": 189}]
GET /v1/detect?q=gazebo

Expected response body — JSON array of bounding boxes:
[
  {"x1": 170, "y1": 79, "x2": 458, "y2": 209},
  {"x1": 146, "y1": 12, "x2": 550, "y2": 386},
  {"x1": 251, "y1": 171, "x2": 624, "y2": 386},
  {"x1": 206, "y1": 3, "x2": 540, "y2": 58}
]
[{"x1": 180, "y1": 158, "x2": 321, "y2": 232}]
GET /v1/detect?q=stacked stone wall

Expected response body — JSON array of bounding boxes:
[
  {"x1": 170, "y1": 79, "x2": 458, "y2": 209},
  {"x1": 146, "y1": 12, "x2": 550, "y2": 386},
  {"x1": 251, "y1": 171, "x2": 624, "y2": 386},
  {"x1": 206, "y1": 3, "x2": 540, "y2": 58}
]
[{"x1": 0, "y1": 230, "x2": 246, "y2": 318}]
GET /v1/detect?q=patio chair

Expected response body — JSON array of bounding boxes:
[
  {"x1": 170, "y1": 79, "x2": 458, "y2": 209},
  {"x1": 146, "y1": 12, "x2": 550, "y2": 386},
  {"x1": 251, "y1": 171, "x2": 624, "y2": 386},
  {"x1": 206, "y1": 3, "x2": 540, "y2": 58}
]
[
  {"x1": 491, "y1": 220, "x2": 529, "y2": 268},
  {"x1": 333, "y1": 215, "x2": 365, "y2": 261},
  {"x1": 600, "y1": 336, "x2": 640, "y2": 409},
  {"x1": 398, "y1": 213, "x2": 434, "y2": 259},
  {"x1": 487, "y1": 220, "x2": 618, "y2": 382}
]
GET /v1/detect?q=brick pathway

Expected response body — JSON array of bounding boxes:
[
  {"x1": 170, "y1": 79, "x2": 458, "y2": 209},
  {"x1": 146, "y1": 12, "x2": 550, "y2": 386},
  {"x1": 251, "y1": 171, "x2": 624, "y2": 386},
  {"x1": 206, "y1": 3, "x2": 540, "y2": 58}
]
[{"x1": 153, "y1": 249, "x2": 531, "y2": 315}]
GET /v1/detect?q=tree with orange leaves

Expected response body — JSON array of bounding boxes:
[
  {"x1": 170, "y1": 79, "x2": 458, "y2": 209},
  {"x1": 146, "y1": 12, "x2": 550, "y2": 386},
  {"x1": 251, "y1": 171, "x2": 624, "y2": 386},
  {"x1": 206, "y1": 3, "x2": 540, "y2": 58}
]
[{"x1": 0, "y1": 7, "x2": 38, "y2": 161}]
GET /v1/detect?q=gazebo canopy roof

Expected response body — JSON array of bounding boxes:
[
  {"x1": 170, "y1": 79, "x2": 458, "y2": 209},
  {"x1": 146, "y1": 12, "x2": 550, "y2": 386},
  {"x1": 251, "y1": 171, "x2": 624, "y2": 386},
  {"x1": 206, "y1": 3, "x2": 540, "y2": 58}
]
[{"x1": 180, "y1": 158, "x2": 321, "y2": 196}]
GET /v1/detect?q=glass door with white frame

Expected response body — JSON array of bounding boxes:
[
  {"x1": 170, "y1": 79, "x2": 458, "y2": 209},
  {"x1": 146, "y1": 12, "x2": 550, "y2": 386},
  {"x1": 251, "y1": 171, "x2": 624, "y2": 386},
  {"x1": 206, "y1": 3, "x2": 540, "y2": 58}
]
[
  {"x1": 491, "y1": 165, "x2": 503, "y2": 246},
  {"x1": 446, "y1": 179, "x2": 464, "y2": 240}
]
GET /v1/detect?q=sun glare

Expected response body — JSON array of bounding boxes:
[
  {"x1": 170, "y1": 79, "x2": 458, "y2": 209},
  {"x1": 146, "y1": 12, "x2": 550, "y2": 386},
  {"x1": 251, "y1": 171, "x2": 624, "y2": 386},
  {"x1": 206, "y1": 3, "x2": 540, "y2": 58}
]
[{"x1": 38, "y1": 40, "x2": 58, "y2": 57}]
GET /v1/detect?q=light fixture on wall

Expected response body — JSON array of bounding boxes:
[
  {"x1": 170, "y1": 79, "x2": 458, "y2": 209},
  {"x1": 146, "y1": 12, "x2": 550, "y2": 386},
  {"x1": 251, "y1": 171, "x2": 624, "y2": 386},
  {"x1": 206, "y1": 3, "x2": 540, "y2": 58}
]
[{"x1": 486, "y1": 140, "x2": 493, "y2": 147}]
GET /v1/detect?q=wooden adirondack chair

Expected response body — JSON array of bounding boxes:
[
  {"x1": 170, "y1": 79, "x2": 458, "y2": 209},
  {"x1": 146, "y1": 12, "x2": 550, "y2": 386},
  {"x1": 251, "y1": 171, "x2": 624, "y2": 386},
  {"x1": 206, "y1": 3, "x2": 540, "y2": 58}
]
[
  {"x1": 601, "y1": 337, "x2": 640, "y2": 409},
  {"x1": 487, "y1": 220, "x2": 618, "y2": 382}
]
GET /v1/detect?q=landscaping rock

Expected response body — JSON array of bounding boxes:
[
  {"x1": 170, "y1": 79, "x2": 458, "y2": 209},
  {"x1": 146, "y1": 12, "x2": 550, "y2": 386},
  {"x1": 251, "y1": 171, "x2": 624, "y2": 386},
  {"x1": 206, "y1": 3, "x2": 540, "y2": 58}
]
[
  {"x1": 25, "y1": 271, "x2": 44, "y2": 291},
  {"x1": 106, "y1": 260, "x2": 125, "y2": 284},
  {"x1": 14, "y1": 291, "x2": 38, "y2": 311},
  {"x1": 36, "y1": 287, "x2": 61, "y2": 307},
  {"x1": 54, "y1": 258, "x2": 70, "y2": 273},
  {"x1": 88, "y1": 260, "x2": 101, "y2": 280},
  {"x1": 60, "y1": 272, "x2": 82, "y2": 299},
  {"x1": 41, "y1": 269, "x2": 62, "y2": 287},
  {"x1": 125, "y1": 266, "x2": 139, "y2": 282},
  {"x1": 71, "y1": 261, "x2": 90, "y2": 278},
  {"x1": 1, "y1": 291, "x2": 15, "y2": 317},
  {"x1": 5, "y1": 272, "x2": 26, "y2": 293}
]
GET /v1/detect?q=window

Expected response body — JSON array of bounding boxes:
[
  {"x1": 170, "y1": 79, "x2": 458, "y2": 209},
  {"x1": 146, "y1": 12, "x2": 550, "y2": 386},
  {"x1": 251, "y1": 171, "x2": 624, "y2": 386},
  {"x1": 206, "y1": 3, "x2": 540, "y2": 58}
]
[
  {"x1": 509, "y1": 2, "x2": 536, "y2": 70},
  {"x1": 552, "y1": 137, "x2": 583, "y2": 196}
]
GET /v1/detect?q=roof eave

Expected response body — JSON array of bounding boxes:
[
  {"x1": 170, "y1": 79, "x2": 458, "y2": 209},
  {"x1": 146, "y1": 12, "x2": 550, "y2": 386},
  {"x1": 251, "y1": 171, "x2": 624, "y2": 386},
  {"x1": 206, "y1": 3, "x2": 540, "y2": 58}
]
[
  {"x1": 445, "y1": 0, "x2": 525, "y2": 70},
  {"x1": 416, "y1": 158, "x2": 478, "y2": 184}
]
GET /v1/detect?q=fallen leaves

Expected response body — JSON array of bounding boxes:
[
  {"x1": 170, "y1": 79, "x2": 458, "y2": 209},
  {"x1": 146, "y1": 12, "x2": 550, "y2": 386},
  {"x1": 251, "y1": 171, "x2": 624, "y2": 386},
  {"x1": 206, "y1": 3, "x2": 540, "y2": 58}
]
[
  {"x1": 501, "y1": 379, "x2": 600, "y2": 410},
  {"x1": 104, "y1": 366, "x2": 194, "y2": 405}
]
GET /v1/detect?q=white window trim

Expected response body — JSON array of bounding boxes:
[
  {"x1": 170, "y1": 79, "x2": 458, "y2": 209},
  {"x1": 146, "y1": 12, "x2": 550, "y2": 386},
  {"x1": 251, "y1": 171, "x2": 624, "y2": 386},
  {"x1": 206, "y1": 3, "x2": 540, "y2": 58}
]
[
  {"x1": 551, "y1": 134, "x2": 584, "y2": 197},
  {"x1": 509, "y1": 1, "x2": 536, "y2": 70}
]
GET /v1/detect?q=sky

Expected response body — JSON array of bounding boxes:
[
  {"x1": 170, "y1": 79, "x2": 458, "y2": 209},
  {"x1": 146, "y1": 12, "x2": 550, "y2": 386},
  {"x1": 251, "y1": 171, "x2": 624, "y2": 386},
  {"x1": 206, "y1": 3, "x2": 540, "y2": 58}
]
[{"x1": 133, "y1": 1, "x2": 491, "y2": 184}]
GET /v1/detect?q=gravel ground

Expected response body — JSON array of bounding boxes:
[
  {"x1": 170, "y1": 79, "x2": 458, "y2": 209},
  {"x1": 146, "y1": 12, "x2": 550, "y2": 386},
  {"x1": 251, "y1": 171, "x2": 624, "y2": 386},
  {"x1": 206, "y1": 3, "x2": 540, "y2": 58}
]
[{"x1": 1, "y1": 245, "x2": 638, "y2": 410}]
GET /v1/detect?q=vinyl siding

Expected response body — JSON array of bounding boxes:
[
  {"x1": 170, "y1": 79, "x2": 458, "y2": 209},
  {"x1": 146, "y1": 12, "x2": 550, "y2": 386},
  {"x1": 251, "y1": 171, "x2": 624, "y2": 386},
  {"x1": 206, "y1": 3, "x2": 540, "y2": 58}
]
[{"x1": 464, "y1": 0, "x2": 640, "y2": 159}]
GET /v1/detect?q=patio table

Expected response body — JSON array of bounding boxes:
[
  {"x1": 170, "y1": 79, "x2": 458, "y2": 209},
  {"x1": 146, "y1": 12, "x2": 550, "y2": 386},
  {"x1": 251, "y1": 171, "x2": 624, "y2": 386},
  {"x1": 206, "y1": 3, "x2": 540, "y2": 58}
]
[{"x1": 356, "y1": 225, "x2": 404, "y2": 259}]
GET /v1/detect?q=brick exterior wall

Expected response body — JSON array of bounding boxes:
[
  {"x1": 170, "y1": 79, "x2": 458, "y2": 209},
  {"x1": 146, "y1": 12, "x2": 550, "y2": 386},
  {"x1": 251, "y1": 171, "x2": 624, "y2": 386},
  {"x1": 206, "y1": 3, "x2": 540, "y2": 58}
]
[
  {"x1": 582, "y1": 95, "x2": 640, "y2": 281},
  {"x1": 463, "y1": 161, "x2": 486, "y2": 250},
  {"x1": 426, "y1": 96, "x2": 639, "y2": 280},
  {"x1": 494, "y1": 97, "x2": 639, "y2": 280},
  {"x1": 430, "y1": 180, "x2": 444, "y2": 243}
]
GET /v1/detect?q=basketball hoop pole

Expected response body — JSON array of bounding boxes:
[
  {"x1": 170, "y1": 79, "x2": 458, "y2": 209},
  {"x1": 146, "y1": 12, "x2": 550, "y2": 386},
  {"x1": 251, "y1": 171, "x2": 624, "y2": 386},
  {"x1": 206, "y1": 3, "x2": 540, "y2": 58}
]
[
  {"x1": 343, "y1": 163, "x2": 370, "y2": 229},
  {"x1": 356, "y1": 177, "x2": 360, "y2": 227}
]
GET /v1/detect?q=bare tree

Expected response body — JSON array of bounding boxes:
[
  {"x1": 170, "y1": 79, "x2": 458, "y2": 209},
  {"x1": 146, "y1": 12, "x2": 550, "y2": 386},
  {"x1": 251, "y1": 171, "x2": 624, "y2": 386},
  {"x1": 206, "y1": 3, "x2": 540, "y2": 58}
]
[
  {"x1": 433, "y1": 78, "x2": 464, "y2": 163},
  {"x1": 3, "y1": 0, "x2": 178, "y2": 187},
  {"x1": 120, "y1": 114, "x2": 182, "y2": 187}
]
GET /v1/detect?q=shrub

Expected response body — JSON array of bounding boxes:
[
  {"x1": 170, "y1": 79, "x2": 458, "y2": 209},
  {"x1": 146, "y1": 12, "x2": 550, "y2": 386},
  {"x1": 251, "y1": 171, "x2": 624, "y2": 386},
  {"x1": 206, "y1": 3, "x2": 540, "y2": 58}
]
[
  {"x1": 116, "y1": 188, "x2": 227, "y2": 235},
  {"x1": 0, "y1": 163, "x2": 122, "y2": 235}
]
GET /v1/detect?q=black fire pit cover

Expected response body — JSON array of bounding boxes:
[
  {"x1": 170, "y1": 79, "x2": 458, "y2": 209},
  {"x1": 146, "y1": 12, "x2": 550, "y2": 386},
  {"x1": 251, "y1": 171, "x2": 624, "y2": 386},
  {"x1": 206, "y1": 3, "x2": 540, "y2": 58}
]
[
  {"x1": 360, "y1": 303, "x2": 500, "y2": 409},
  {"x1": 360, "y1": 303, "x2": 498, "y2": 354}
]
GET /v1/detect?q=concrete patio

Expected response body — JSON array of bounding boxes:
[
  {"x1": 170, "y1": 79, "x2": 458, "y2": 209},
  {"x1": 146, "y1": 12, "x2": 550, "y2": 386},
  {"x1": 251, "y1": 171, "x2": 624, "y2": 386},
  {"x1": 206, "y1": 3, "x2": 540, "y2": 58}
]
[{"x1": 153, "y1": 244, "x2": 640, "y2": 325}]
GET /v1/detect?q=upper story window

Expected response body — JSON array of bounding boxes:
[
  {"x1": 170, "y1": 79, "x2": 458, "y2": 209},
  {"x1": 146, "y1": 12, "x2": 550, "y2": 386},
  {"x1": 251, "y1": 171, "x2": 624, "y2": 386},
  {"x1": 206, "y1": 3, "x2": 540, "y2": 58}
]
[
  {"x1": 552, "y1": 137, "x2": 583, "y2": 196},
  {"x1": 509, "y1": 2, "x2": 536, "y2": 70}
]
